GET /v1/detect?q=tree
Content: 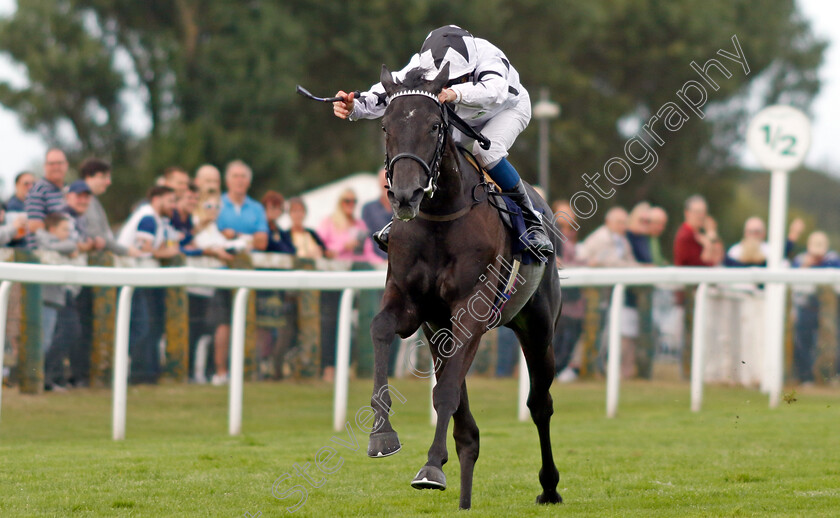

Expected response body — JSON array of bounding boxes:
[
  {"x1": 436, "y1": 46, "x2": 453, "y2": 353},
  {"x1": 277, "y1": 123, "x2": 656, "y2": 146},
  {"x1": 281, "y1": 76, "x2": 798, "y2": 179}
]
[{"x1": 0, "y1": 0, "x2": 827, "y2": 236}]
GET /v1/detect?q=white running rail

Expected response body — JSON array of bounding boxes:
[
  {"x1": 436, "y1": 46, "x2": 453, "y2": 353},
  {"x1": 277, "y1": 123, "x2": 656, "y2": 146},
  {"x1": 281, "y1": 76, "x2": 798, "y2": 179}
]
[{"x1": 0, "y1": 262, "x2": 838, "y2": 437}]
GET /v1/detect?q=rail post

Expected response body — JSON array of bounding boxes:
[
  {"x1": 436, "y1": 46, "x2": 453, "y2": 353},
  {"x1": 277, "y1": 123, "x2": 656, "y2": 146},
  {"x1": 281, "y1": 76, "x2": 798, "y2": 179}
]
[
  {"x1": 606, "y1": 284, "x2": 625, "y2": 418},
  {"x1": 228, "y1": 287, "x2": 250, "y2": 436},
  {"x1": 112, "y1": 286, "x2": 134, "y2": 440},
  {"x1": 690, "y1": 283, "x2": 709, "y2": 412}
]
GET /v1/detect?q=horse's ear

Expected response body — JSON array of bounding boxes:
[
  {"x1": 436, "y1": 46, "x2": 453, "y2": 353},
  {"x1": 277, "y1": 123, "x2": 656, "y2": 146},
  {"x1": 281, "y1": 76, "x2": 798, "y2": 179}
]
[
  {"x1": 380, "y1": 65, "x2": 397, "y2": 96},
  {"x1": 430, "y1": 62, "x2": 450, "y2": 94}
]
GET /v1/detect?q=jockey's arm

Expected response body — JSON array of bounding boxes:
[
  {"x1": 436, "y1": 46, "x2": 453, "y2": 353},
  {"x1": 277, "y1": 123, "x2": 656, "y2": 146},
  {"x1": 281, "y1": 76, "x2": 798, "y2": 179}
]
[
  {"x1": 335, "y1": 54, "x2": 423, "y2": 121},
  {"x1": 449, "y1": 61, "x2": 509, "y2": 109}
]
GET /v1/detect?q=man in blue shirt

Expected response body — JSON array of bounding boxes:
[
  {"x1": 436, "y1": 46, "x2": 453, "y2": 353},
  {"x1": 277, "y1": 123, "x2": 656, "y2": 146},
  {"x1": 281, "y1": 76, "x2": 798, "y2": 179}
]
[
  {"x1": 217, "y1": 160, "x2": 269, "y2": 250},
  {"x1": 211, "y1": 159, "x2": 269, "y2": 385}
]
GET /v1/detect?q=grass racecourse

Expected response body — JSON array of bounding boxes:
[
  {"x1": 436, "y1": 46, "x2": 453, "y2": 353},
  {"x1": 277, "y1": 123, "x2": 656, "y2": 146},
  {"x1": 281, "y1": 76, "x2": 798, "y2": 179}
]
[{"x1": 1, "y1": 377, "x2": 838, "y2": 517}]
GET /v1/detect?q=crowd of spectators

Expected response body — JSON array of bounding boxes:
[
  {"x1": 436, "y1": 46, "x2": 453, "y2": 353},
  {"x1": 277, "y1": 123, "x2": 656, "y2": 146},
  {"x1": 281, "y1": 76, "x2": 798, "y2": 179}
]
[
  {"x1": 1, "y1": 149, "x2": 385, "y2": 390},
  {"x1": 2, "y1": 149, "x2": 837, "y2": 389},
  {"x1": 550, "y1": 194, "x2": 839, "y2": 386}
]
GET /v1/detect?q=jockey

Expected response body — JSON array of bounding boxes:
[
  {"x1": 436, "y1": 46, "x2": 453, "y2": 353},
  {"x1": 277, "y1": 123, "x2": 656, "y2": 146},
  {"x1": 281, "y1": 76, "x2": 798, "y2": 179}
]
[{"x1": 333, "y1": 24, "x2": 554, "y2": 256}]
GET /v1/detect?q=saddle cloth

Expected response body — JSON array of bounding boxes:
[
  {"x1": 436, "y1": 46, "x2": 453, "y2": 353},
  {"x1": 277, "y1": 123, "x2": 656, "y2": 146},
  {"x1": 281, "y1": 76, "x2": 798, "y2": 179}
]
[{"x1": 458, "y1": 148, "x2": 547, "y2": 266}]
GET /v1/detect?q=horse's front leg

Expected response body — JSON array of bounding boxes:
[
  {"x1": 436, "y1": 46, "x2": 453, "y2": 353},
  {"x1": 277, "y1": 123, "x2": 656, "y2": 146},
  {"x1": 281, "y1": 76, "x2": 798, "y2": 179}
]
[
  {"x1": 367, "y1": 287, "x2": 419, "y2": 458},
  {"x1": 411, "y1": 316, "x2": 483, "y2": 492}
]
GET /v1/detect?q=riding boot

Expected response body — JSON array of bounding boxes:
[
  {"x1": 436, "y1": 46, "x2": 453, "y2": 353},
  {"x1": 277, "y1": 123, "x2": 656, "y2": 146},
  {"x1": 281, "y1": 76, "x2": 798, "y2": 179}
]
[
  {"x1": 506, "y1": 180, "x2": 555, "y2": 256},
  {"x1": 372, "y1": 219, "x2": 393, "y2": 253}
]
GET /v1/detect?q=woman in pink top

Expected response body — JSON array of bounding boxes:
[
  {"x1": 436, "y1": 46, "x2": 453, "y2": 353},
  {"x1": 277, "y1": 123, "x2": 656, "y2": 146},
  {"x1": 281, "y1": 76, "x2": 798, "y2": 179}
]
[{"x1": 317, "y1": 188, "x2": 382, "y2": 263}]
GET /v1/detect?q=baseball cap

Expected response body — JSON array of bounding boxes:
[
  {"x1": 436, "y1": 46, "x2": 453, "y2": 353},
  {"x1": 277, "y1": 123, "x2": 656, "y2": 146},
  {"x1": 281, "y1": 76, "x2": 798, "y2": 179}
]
[{"x1": 68, "y1": 180, "x2": 92, "y2": 194}]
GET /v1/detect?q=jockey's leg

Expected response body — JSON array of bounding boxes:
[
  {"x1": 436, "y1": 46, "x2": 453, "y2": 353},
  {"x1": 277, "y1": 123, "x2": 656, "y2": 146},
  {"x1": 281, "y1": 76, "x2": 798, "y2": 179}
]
[
  {"x1": 473, "y1": 91, "x2": 553, "y2": 256},
  {"x1": 487, "y1": 158, "x2": 554, "y2": 255}
]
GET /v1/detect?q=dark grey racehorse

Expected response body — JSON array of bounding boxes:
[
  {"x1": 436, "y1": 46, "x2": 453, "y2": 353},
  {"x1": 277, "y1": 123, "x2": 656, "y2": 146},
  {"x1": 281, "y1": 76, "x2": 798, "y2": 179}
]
[{"x1": 365, "y1": 63, "x2": 564, "y2": 510}]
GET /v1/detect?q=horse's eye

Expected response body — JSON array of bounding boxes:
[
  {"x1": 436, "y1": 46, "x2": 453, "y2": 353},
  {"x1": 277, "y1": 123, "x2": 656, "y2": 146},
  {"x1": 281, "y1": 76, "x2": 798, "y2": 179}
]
[
  {"x1": 381, "y1": 125, "x2": 387, "y2": 133},
  {"x1": 431, "y1": 123, "x2": 441, "y2": 132}
]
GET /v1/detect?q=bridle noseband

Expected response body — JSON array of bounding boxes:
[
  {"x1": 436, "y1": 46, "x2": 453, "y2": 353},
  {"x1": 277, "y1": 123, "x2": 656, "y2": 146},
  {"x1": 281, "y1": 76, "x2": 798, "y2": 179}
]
[{"x1": 384, "y1": 89, "x2": 449, "y2": 199}]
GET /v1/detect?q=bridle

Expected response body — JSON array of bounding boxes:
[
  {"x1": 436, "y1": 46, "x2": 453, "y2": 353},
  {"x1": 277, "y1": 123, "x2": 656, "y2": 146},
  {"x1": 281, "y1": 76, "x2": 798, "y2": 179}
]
[{"x1": 384, "y1": 89, "x2": 448, "y2": 199}]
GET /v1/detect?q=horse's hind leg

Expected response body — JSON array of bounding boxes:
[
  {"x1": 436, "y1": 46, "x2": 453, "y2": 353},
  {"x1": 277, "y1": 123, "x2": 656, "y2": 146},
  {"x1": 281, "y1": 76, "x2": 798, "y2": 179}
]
[
  {"x1": 412, "y1": 329, "x2": 481, "y2": 493},
  {"x1": 453, "y1": 380, "x2": 479, "y2": 510},
  {"x1": 510, "y1": 315, "x2": 562, "y2": 505}
]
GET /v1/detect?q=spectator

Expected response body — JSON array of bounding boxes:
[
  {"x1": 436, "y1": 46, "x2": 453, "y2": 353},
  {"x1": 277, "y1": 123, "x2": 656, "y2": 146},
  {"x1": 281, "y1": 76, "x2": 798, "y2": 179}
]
[
  {"x1": 194, "y1": 164, "x2": 222, "y2": 196},
  {"x1": 0, "y1": 203, "x2": 27, "y2": 247},
  {"x1": 25, "y1": 148, "x2": 68, "y2": 249},
  {"x1": 577, "y1": 207, "x2": 638, "y2": 267},
  {"x1": 361, "y1": 168, "x2": 392, "y2": 261},
  {"x1": 48, "y1": 180, "x2": 100, "y2": 387},
  {"x1": 725, "y1": 217, "x2": 804, "y2": 267},
  {"x1": 162, "y1": 166, "x2": 191, "y2": 200},
  {"x1": 673, "y1": 195, "x2": 721, "y2": 266},
  {"x1": 551, "y1": 200, "x2": 585, "y2": 382},
  {"x1": 172, "y1": 182, "x2": 200, "y2": 253},
  {"x1": 317, "y1": 189, "x2": 381, "y2": 382},
  {"x1": 284, "y1": 197, "x2": 327, "y2": 260},
  {"x1": 262, "y1": 191, "x2": 295, "y2": 254},
  {"x1": 317, "y1": 188, "x2": 380, "y2": 262},
  {"x1": 257, "y1": 191, "x2": 296, "y2": 379},
  {"x1": 6, "y1": 171, "x2": 34, "y2": 247},
  {"x1": 211, "y1": 160, "x2": 270, "y2": 385},
  {"x1": 192, "y1": 190, "x2": 248, "y2": 255},
  {"x1": 35, "y1": 213, "x2": 79, "y2": 391},
  {"x1": 186, "y1": 189, "x2": 238, "y2": 383},
  {"x1": 62, "y1": 180, "x2": 102, "y2": 252},
  {"x1": 626, "y1": 202, "x2": 653, "y2": 264},
  {"x1": 577, "y1": 207, "x2": 639, "y2": 378},
  {"x1": 647, "y1": 206, "x2": 668, "y2": 265},
  {"x1": 792, "y1": 231, "x2": 840, "y2": 385},
  {"x1": 673, "y1": 195, "x2": 721, "y2": 378},
  {"x1": 6, "y1": 171, "x2": 35, "y2": 212},
  {"x1": 80, "y1": 158, "x2": 139, "y2": 257},
  {"x1": 217, "y1": 160, "x2": 268, "y2": 250},
  {"x1": 117, "y1": 186, "x2": 180, "y2": 384}
]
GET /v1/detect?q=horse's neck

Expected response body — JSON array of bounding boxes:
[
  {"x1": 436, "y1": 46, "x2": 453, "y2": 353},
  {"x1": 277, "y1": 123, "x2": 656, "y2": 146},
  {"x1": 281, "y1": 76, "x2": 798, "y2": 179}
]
[{"x1": 420, "y1": 140, "x2": 478, "y2": 214}]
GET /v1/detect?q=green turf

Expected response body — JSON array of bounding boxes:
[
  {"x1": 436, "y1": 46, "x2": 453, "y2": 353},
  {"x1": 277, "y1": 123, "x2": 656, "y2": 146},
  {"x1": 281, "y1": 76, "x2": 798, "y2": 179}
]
[{"x1": 0, "y1": 377, "x2": 838, "y2": 517}]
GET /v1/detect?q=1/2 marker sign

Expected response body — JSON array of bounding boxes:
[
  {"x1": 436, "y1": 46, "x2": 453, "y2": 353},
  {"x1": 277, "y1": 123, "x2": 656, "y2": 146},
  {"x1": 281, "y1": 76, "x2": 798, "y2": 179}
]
[{"x1": 746, "y1": 105, "x2": 811, "y2": 172}]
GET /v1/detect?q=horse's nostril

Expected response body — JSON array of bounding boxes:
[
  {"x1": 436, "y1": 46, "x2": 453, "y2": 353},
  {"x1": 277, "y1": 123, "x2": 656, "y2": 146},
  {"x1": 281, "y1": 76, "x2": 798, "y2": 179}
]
[{"x1": 410, "y1": 188, "x2": 425, "y2": 203}]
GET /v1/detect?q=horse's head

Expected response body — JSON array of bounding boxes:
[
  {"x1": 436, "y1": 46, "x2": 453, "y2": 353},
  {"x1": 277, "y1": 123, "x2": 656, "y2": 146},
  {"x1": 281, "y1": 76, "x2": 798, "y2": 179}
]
[{"x1": 380, "y1": 63, "x2": 450, "y2": 221}]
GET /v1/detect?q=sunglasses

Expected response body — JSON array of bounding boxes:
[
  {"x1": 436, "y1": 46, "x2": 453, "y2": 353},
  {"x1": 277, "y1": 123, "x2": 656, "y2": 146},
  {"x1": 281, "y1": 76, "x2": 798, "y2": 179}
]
[{"x1": 341, "y1": 198, "x2": 357, "y2": 204}]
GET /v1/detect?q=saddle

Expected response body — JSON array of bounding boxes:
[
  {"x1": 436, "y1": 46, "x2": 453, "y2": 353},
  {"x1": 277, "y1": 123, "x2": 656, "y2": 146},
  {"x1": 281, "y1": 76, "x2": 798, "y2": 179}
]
[{"x1": 457, "y1": 147, "x2": 545, "y2": 266}]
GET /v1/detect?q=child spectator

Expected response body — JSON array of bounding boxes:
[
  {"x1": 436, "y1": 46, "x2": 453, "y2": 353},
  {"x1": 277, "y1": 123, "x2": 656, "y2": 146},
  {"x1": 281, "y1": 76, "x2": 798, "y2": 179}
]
[
  {"x1": 35, "y1": 212, "x2": 79, "y2": 391},
  {"x1": 262, "y1": 191, "x2": 295, "y2": 254}
]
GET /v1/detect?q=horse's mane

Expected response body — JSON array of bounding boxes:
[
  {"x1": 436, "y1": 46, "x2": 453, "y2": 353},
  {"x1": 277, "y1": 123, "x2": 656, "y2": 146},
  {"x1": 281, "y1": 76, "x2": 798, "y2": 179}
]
[{"x1": 396, "y1": 67, "x2": 436, "y2": 91}]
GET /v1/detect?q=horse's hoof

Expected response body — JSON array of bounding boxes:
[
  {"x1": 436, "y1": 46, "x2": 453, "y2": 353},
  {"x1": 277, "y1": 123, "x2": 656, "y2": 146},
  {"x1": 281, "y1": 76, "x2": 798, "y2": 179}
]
[
  {"x1": 411, "y1": 465, "x2": 446, "y2": 490},
  {"x1": 535, "y1": 491, "x2": 562, "y2": 504},
  {"x1": 367, "y1": 431, "x2": 401, "y2": 458}
]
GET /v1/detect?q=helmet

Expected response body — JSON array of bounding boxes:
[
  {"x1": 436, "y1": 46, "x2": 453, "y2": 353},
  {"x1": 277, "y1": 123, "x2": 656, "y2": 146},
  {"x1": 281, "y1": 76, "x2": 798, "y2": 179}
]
[{"x1": 418, "y1": 25, "x2": 477, "y2": 81}]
